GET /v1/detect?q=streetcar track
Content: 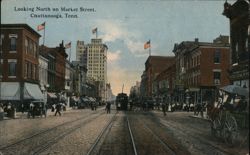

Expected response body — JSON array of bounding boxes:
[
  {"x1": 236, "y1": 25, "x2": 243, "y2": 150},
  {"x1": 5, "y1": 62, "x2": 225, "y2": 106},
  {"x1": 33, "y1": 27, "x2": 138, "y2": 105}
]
[
  {"x1": 0, "y1": 109, "x2": 103, "y2": 150},
  {"x1": 0, "y1": 111, "x2": 105, "y2": 155},
  {"x1": 33, "y1": 112, "x2": 106, "y2": 155},
  {"x1": 126, "y1": 114, "x2": 138, "y2": 155},
  {"x1": 86, "y1": 111, "x2": 118, "y2": 155},
  {"x1": 87, "y1": 111, "x2": 138, "y2": 155},
  {"x1": 131, "y1": 115, "x2": 178, "y2": 155}
]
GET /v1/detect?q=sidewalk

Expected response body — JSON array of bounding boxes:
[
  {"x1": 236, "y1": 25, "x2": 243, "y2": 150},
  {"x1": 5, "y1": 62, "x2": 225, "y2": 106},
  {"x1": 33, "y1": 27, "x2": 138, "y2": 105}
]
[{"x1": 2, "y1": 107, "x2": 74, "y2": 120}]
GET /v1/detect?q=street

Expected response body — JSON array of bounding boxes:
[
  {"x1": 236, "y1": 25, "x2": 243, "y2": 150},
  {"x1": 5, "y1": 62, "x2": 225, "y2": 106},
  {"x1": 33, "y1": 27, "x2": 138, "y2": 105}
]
[{"x1": 0, "y1": 106, "x2": 248, "y2": 155}]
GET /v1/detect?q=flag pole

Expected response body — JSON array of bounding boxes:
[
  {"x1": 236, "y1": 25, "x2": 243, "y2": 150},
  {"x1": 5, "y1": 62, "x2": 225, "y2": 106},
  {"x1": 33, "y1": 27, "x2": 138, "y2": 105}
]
[
  {"x1": 69, "y1": 46, "x2": 71, "y2": 62},
  {"x1": 43, "y1": 22, "x2": 46, "y2": 46},
  {"x1": 149, "y1": 40, "x2": 151, "y2": 56},
  {"x1": 149, "y1": 46, "x2": 151, "y2": 56},
  {"x1": 96, "y1": 28, "x2": 98, "y2": 39}
]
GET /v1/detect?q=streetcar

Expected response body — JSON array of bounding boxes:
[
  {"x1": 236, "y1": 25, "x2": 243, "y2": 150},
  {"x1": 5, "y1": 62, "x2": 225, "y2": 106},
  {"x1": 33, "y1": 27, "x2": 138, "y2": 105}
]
[{"x1": 116, "y1": 93, "x2": 128, "y2": 110}]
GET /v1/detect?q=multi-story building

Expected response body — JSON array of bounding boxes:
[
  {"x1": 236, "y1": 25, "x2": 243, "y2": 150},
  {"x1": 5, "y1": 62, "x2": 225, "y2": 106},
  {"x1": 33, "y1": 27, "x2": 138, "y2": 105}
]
[
  {"x1": 172, "y1": 37, "x2": 230, "y2": 105},
  {"x1": 130, "y1": 81, "x2": 141, "y2": 101},
  {"x1": 64, "y1": 60, "x2": 74, "y2": 106},
  {"x1": 154, "y1": 62, "x2": 176, "y2": 98},
  {"x1": 0, "y1": 24, "x2": 44, "y2": 108},
  {"x1": 71, "y1": 61, "x2": 87, "y2": 96},
  {"x1": 145, "y1": 56, "x2": 175, "y2": 97},
  {"x1": 38, "y1": 53, "x2": 49, "y2": 104},
  {"x1": 65, "y1": 60, "x2": 74, "y2": 93},
  {"x1": 39, "y1": 41, "x2": 68, "y2": 93},
  {"x1": 76, "y1": 38, "x2": 108, "y2": 101},
  {"x1": 106, "y1": 83, "x2": 115, "y2": 101},
  {"x1": 223, "y1": 0, "x2": 249, "y2": 88},
  {"x1": 38, "y1": 54, "x2": 48, "y2": 90},
  {"x1": 140, "y1": 71, "x2": 147, "y2": 99}
]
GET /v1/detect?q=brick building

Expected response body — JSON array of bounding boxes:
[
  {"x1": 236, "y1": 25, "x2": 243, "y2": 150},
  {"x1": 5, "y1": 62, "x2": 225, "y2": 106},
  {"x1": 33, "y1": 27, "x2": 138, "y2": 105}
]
[
  {"x1": 223, "y1": 0, "x2": 249, "y2": 88},
  {"x1": 154, "y1": 62, "x2": 176, "y2": 97},
  {"x1": 0, "y1": 24, "x2": 44, "y2": 108},
  {"x1": 39, "y1": 41, "x2": 67, "y2": 93},
  {"x1": 172, "y1": 37, "x2": 230, "y2": 105},
  {"x1": 144, "y1": 56, "x2": 175, "y2": 97}
]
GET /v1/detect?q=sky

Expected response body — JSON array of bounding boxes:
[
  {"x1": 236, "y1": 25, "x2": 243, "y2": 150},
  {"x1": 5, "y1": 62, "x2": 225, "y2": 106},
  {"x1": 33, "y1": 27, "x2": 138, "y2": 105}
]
[{"x1": 1, "y1": 0, "x2": 234, "y2": 95}]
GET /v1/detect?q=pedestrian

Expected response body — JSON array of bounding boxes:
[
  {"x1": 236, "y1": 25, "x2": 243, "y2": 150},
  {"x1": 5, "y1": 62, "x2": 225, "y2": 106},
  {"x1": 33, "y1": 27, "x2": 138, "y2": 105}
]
[
  {"x1": 93, "y1": 102, "x2": 97, "y2": 111},
  {"x1": 0, "y1": 103, "x2": 3, "y2": 112},
  {"x1": 130, "y1": 101, "x2": 133, "y2": 111},
  {"x1": 106, "y1": 102, "x2": 111, "y2": 114},
  {"x1": 21, "y1": 103, "x2": 24, "y2": 113},
  {"x1": 161, "y1": 98, "x2": 167, "y2": 116},
  {"x1": 29, "y1": 102, "x2": 35, "y2": 118},
  {"x1": 51, "y1": 103, "x2": 55, "y2": 112},
  {"x1": 43, "y1": 102, "x2": 47, "y2": 118},
  {"x1": 54, "y1": 103, "x2": 61, "y2": 116}
]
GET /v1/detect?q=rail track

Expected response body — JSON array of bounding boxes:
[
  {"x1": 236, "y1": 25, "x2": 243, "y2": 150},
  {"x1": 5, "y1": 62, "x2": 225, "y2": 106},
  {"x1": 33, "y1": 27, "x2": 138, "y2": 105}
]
[
  {"x1": 0, "y1": 110, "x2": 105, "y2": 155},
  {"x1": 128, "y1": 113, "x2": 188, "y2": 155},
  {"x1": 87, "y1": 111, "x2": 138, "y2": 155}
]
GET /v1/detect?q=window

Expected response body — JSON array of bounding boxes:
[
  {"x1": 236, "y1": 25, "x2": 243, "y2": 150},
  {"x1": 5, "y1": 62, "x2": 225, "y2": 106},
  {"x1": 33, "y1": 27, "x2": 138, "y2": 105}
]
[
  {"x1": 0, "y1": 59, "x2": 3, "y2": 77},
  {"x1": 214, "y1": 71, "x2": 220, "y2": 79},
  {"x1": 214, "y1": 71, "x2": 221, "y2": 84},
  {"x1": 0, "y1": 34, "x2": 4, "y2": 53},
  {"x1": 213, "y1": 71, "x2": 221, "y2": 85},
  {"x1": 10, "y1": 37, "x2": 17, "y2": 51},
  {"x1": 33, "y1": 65, "x2": 36, "y2": 79},
  {"x1": 28, "y1": 40, "x2": 32, "y2": 54},
  {"x1": 25, "y1": 61, "x2": 28, "y2": 78},
  {"x1": 9, "y1": 34, "x2": 17, "y2": 52},
  {"x1": 29, "y1": 63, "x2": 32, "y2": 78},
  {"x1": 33, "y1": 43, "x2": 37, "y2": 57},
  {"x1": 8, "y1": 59, "x2": 17, "y2": 77},
  {"x1": 214, "y1": 50, "x2": 221, "y2": 63},
  {"x1": 30, "y1": 41, "x2": 34, "y2": 56},
  {"x1": 25, "y1": 38, "x2": 28, "y2": 54},
  {"x1": 30, "y1": 64, "x2": 33, "y2": 79}
]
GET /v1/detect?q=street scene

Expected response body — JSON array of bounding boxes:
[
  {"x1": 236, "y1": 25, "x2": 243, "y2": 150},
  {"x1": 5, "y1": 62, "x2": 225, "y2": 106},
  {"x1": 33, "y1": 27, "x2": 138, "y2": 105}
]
[{"x1": 0, "y1": 0, "x2": 249, "y2": 155}]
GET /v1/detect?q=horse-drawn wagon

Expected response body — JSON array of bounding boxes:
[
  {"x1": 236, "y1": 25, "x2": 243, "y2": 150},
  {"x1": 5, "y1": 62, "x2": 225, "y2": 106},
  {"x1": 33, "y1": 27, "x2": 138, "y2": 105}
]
[{"x1": 207, "y1": 85, "x2": 249, "y2": 145}]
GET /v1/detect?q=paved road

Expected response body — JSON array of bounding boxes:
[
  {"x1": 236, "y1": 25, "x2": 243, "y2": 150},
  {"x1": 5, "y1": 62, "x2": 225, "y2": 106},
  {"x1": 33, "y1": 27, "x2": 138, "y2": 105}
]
[{"x1": 0, "y1": 106, "x2": 249, "y2": 155}]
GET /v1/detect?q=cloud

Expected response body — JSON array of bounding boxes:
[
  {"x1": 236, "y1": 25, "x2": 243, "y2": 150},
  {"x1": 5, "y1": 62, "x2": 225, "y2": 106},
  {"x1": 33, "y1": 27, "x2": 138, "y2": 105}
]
[
  {"x1": 107, "y1": 50, "x2": 121, "y2": 62},
  {"x1": 96, "y1": 20, "x2": 150, "y2": 57},
  {"x1": 126, "y1": 40, "x2": 148, "y2": 57},
  {"x1": 107, "y1": 50, "x2": 140, "y2": 95},
  {"x1": 98, "y1": 20, "x2": 126, "y2": 42}
]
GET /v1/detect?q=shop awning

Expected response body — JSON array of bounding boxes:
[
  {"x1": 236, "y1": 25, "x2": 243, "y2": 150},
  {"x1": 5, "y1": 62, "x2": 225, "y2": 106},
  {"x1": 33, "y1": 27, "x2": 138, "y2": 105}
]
[
  {"x1": 23, "y1": 83, "x2": 44, "y2": 100},
  {"x1": 0, "y1": 82, "x2": 20, "y2": 100},
  {"x1": 48, "y1": 92, "x2": 57, "y2": 98}
]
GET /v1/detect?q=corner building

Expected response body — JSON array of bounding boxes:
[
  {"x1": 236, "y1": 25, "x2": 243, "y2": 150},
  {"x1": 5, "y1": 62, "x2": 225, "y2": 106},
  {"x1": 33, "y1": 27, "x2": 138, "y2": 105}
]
[{"x1": 0, "y1": 24, "x2": 44, "y2": 109}]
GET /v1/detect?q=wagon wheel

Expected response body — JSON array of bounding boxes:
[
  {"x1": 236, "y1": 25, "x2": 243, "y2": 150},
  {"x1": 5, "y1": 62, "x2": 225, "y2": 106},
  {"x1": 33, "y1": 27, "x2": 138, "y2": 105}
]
[
  {"x1": 222, "y1": 115, "x2": 238, "y2": 145},
  {"x1": 211, "y1": 118, "x2": 222, "y2": 138}
]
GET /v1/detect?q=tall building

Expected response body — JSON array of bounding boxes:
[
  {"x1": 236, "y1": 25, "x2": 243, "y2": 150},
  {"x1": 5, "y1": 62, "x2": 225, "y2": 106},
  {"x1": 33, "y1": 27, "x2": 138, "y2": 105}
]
[{"x1": 76, "y1": 39, "x2": 108, "y2": 101}]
